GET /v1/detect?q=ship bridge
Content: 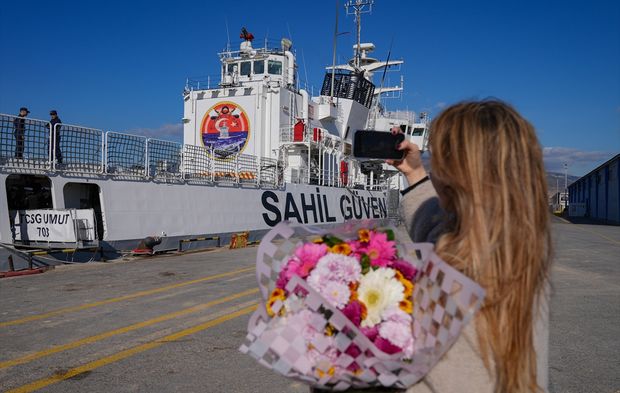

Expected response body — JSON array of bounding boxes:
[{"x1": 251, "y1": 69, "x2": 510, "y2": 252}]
[{"x1": 217, "y1": 32, "x2": 296, "y2": 88}]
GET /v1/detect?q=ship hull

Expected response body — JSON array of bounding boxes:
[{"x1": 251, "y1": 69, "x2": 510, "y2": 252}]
[{"x1": 0, "y1": 172, "x2": 390, "y2": 268}]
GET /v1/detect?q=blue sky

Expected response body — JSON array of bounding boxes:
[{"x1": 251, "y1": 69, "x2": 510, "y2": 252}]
[{"x1": 1, "y1": 0, "x2": 618, "y2": 176}]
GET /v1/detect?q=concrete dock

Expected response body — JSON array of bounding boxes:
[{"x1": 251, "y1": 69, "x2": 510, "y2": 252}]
[{"x1": 0, "y1": 218, "x2": 618, "y2": 392}]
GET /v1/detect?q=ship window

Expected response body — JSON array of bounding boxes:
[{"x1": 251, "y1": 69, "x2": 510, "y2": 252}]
[
  {"x1": 253, "y1": 60, "x2": 264, "y2": 74},
  {"x1": 412, "y1": 127, "x2": 424, "y2": 136},
  {"x1": 240, "y1": 61, "x2": 251, "y2": 76},
  {"x1": 227, "y1": 63, "x2": 236, "y2": 74},
  {"x1": 268, "y1": 60, "x2": 282, "y2": 75}
]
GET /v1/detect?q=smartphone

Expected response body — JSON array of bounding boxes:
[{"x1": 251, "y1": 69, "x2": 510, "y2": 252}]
[{"x1": 353, "y1": 130, "x2": 405, "y2": 160}]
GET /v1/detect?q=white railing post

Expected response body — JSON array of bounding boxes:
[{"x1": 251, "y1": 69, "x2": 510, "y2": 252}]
[
  {"x1": 49, "y1": 122, "x2": 55, "y2": 170},
  {"x1": 256, "y1": 156, "x2": 261, "y2": 187},
  {"x1": 235, "y1": 154, "x2": 240, "y2": 184},
  {"x1": 104, "y1": 132, "x2": 109, "y2": 174},
  {"x1": 144, "y1": 138, "x2": 149, "y2": 177},
  {"x1": 180, "y1": 146, "x2": 186, "y2": 180},
  {"x1": 209, "y1": 146, "x2": 215, "y2": 182},
  {"x1": 100, "y1": 130, "x2": 105, "y2": 173}
]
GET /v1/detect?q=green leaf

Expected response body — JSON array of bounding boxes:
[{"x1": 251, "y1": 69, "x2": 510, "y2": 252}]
[
  {"x1": 323, "y1": 235, "x2": 344, "y2": 247},
  {"x1": 360, "y1": 253, "x2": 370, "y2": 274},
  {"x1": 384, "y1": 229, "x2": 395, "y2": 241}
]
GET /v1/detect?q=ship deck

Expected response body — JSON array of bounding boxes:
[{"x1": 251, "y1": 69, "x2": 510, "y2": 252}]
[{"x1": 0, "y1": 217, "x2": 618, "y2": 393}]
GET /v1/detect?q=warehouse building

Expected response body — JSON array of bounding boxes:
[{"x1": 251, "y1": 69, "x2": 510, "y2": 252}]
[{"x1": 568, "y1": 154, "x2": 620, "y2": 224}]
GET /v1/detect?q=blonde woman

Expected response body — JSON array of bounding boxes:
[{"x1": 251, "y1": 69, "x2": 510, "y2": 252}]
[{"x1": 389, "y1": 100, "x2": 551, "y2": 393}]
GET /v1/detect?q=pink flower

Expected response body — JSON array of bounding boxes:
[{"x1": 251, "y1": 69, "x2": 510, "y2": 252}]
[
  {"x1": 390, "y1": 259, "x2": 417, "y2": 281},
  {"x1": 363, "y1": 231, "x2": 396, "y2": 267},
  {"x1": 311, "y1": 253, "x2": 361, "y2": 284},
  {"x1": 294, "y1": 243, "x2": 328, "y2": 275},
  {"x1": 360, "y1": 325, "x2": 379, "y2": 341},
  {"x1": 275, "y1": 243, "x2": 327, "y2": 289},
  {"x1": 374, "y1": 336, "x2": 402, "y2": 355},
  {"x1": 342, "y1": 300, "x2": 364, "y2": 326},
  {"x1": 275, "y1": 258, "x2": 302, "y2": 289},
  {"x1": 382, "y1": 306, "x2": 412, "y2": 324},
  {"x1": 378, "y1": 320, "x2": 413, "y2": 350},
  {"x1": 311, "y1": 280, "x2": 350, "y2": 309}
]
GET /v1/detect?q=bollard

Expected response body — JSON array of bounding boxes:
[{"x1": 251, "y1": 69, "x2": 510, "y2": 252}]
[{"x1": 7, "y1": 255, "x2": 14, "y2": 271}]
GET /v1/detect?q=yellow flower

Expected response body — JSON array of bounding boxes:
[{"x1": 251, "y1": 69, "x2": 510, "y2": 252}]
[
  {"x1": 325, "y1": 323, "x2": 336, "y2": 336},
  {"x1": 312, "y1": 237, "x2": 324, "y2": 244},
  {"x1": 349, "y1": 282, "x2": 359, "y2": 301},
  {"x1": 329, "y1": 243, "x2": 351, "y2": 255},
  {"x1": 358, "y1": 229, "x2": 370, "y2": 243},
  {"x1": 399, "y1": 299, "x2": 413, "y2": 314},
  {"x1": 266, "y1": 288, "x2": 286, "y2": 317},
  {"x1": 395, "y1": 270, "x2": 414, "y2": 299},
  {"x1": 316, "y1": 366, "x2": 336, "y2": 378}
]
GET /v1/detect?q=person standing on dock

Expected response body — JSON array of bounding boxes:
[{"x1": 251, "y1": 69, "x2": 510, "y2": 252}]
[
  {"x1": 47, "y1": 110, "x2": 62, "y2": 163},
  {"x1": 13, "y1": 107, "x2": 29, "y2": 159}
]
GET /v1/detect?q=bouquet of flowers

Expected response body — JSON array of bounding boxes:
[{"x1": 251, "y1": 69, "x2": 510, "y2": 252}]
[{"x1": 240, "y1": 221, "x2": 485, "y2": 391}]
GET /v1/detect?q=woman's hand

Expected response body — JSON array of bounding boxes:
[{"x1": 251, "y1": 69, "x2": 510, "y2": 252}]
[{"x1": 385, "y1": 127, "x2": 427, "y2": 185}]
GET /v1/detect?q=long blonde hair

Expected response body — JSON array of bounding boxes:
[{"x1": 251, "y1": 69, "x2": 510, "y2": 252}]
[{"x1": 430, "y1": 100, "x2": 551, "y2": 392}]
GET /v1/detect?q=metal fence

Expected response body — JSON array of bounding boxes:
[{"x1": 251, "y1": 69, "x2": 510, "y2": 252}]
[
  {"x1": 0, "y1": 113, "x2": 384, "y2": 190},
  {"x1": 105, "y1": 132, "x2": 147, "y2": 176},
  {"x1": 53, "y1": 123, "x2": 104, "y2": 173},
  {"x1": 147, "y1": 139, "x2": 182, "y2": 179},
  {"x1": 260, "y1": 157, "x2": 278, "y2": 186},
  {"x1": 0, "y1": 114, "x2": 51, "y2": 169},
  {"x1": 212, "y1": 152, "x2": 239, "y2": 184},
  {"x1": 237, "y1": 154, "x2": 258, "y2": 185},
  {"x1": 182, "y1": 144, "x2": 213, "y2": 183}
]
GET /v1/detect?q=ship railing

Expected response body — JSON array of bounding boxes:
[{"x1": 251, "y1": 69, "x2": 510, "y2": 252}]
[
  {"x1": 52, "y1": 123, "x2": 104, "y2": 174},
  {"x1": 181, "y1": 144, "x2": 279, "y2": 187},
  {"x1": 104, "y1": 132, "x2": 147, "y2": 177},
  {"x1": 0, "y1": 114, "x2": 52, "y2": 170},
  {"x1": 1, "y1": 113, "x2": 288, "y2": 189},
  {"x1": 147, "y1": 138, "x2": 182, "y2": 180},
  {"x1": 279, "y1": 125, "x2": 334, "y2": 145},
  {"x1": 185, "y1": 75, "x2": 221, "y2": 91},
  {"x1": 259, "y1": 157, "x2": 279, "y2": 187},
  {"x1": 182, "y1": 144, "x2": 214, "y2": 183},
  {"x1": 218, "y1": 38, "x2": 287, "y2": 59}
]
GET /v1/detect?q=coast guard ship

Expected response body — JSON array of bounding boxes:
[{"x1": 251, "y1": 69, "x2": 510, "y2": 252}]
[{"x1": 0, "y1": 0, "x2": 429, "y2": 267}]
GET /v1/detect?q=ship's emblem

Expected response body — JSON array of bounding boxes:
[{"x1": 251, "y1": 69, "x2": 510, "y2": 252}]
[{"x1": 200, "y1": 101, "x2": 250, "y2": 159}]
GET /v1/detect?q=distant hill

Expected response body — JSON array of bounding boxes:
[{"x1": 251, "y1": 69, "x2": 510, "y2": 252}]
[{"x1": 546, "y1": 172, "x2": 580, "y2": 196}]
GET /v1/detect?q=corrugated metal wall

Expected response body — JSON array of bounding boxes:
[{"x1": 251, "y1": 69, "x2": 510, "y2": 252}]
[{"x1": 569, "y1": 155, "x2": 620, "y2": 224}]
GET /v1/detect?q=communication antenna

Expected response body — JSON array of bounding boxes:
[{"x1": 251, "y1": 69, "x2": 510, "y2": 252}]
[
  {"x1": 330, "y1": 1, "x2": 339, "y2": 99},
  {"x1": 372, "y1": 37, "x2": 393, "y2": 126},
  {"x1": 225, "y1": 18, "x2": 231, "y2": 52},
  {"x1": 301, "y1": 49, "x2": 309, "y2": 91},
  {"x1": 345, "y1": 0, "x2": 373, "y2": 69}
]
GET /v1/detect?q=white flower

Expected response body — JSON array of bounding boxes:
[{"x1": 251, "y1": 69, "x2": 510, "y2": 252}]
[{"x1": 358, "y1": 268, "x2": 404, "y2": 328}]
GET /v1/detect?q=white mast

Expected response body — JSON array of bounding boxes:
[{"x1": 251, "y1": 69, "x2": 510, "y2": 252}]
[{"x1": 345, "y1": 0, "x2": 373, "y2": 69}]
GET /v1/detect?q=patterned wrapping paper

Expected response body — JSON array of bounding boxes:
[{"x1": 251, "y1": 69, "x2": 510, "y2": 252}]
[{"x1": 239, "y1": 220, "x2": 485, "y2": 391}]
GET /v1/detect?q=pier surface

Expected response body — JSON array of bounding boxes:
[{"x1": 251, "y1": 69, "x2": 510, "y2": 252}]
[{"x1": 0, "y1": 218, "x2": 618, "y2": 393}]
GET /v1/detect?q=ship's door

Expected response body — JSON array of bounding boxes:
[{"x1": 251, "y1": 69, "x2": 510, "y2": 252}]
[
  {"x1": 6, "y1": 174, "x2": 53, "y2": 210},
  {"x1": 63, "y1": 183, "x2": 104, "y2": 240},
  {"x1": 5, "y1": 175, "x2": 53, "y2": 239}
]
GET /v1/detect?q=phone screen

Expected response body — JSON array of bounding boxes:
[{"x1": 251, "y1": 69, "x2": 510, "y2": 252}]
[{"x1": 353, "y1": 130, "x2": 405, "y2": 159}]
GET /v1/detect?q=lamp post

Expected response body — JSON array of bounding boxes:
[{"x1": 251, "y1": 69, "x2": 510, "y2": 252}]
[{"x1": 563, "y1": 163, "x2": 568, "y2": 209}]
